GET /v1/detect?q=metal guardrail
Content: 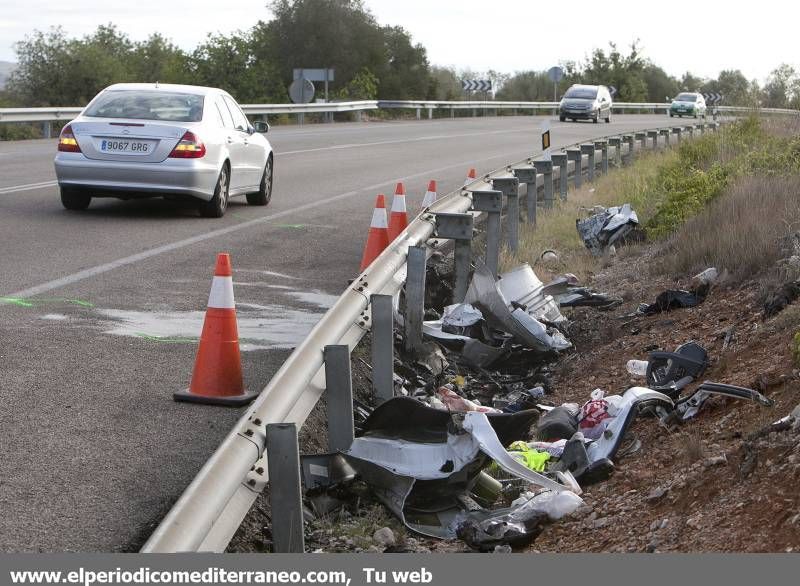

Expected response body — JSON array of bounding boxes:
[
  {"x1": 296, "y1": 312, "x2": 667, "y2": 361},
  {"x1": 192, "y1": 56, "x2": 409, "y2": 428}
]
[
  {"x1": 2, "y1": 101, "x2": 797, "y2": 127},
  {"x1": 140, "y1": 119, "x2": 729, "y2": 552}
]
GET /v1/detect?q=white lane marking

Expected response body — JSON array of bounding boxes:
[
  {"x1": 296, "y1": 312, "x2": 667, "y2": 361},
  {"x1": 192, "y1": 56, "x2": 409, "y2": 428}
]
[
  {"x1": 278, "y1": 128, "x2": 533, "y2": 156},
  {"x1": 6, "y1": 148, "x2": 528, "y2": 299},
  {"x1": 0, "y1": 180, "x2": 58, "y2": 194}
]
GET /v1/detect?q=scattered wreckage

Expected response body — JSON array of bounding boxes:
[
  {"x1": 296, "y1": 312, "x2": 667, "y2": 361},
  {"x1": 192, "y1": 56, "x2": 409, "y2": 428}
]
[{"x1": 299, "y1": 256, "x2": 775, "y2": 551}]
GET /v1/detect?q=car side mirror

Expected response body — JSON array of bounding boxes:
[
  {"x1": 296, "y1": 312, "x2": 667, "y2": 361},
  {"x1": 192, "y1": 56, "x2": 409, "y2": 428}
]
[{"x1": 253, "y1": 121, "x2": 270, "y2": 134}]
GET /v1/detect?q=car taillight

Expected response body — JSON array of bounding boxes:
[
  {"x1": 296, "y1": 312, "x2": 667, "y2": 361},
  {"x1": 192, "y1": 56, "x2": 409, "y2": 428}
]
[
  {"x1": 169, "y1": 131, "x2": 206, "y2": 158},
  {"x1": 57, "y1": 124, "x2": 81, "y2": 153}
]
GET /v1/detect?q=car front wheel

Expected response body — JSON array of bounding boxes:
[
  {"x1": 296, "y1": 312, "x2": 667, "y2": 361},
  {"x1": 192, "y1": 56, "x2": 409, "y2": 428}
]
[
  {"x1": 200, "y1": 165, "x2": 230, "y2": 218},
  {"x1": 60, "y1": 186, "x2": 91, "y2": 211},
  {"x1": 246, "y1": 155, "x2": 273, "y2": 206}
]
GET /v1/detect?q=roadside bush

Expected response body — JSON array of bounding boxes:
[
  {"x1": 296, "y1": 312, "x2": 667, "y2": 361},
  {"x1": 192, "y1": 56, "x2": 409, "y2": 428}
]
[
  {"x1": 0, "y1": 123, "x2": 42, "y2": 141},
  {"x1": 662, "y1": 175, "x2": 800, "y2": 281}
]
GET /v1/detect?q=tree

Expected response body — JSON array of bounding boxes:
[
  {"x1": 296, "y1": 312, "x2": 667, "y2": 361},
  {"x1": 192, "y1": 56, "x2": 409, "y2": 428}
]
[
  {"x1": 762, "y1": 64, "x2": 798, "y2": 109},
  {"x1": 191, "y1": 31, "x2": 285, "y2": 103},
  {"x1": 429, "y1": 66, "x2": 461, "y2": 100},
  {"x1": 130, "y1": 34, "x2": 191, "y2": 85},
  {"x1": 375, "y1": 25, "x2": 430, "y2": 99}
]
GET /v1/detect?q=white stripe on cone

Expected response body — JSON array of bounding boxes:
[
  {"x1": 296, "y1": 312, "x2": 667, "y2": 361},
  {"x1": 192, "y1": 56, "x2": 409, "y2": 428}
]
[
  {"x1": 371, "y1": 207, "x2": 388, "y2": 229},
  {"x1": 207, "y1": 276, "x2": 236, "y2": 309},
  {"x1": 391, "y1": 194, "x2": 406, "y2": 212},
  {"x1": 422, "y1": 189, "x2": 437, "y2": 207}
]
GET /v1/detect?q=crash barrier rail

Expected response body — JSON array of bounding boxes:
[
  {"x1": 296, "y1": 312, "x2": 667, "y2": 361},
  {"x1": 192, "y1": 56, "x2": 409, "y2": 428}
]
[
  {"x1": 140, "y1": 118, "x2": 729, "y2": 553},
  {"x1": 1, "y1": 100, "x2": 796, "y2": 137}
]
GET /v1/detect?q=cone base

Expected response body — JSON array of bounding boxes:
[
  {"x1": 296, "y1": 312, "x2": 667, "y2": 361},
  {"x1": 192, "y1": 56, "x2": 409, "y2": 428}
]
[{"x1": 173, "y1": 387, "x2": 258, "y2": 407}]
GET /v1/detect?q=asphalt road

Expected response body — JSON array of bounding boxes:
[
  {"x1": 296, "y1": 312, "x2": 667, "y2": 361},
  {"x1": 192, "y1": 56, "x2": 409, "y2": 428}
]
[{"x1": 0, "y1": 114, "x2": 674, "y2": 551}]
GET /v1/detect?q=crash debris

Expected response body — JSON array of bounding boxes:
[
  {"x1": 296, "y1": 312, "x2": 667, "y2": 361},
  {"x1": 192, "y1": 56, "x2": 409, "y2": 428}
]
[{"x1": 576, "y1": 204, "x2": 639, "y2": 256}]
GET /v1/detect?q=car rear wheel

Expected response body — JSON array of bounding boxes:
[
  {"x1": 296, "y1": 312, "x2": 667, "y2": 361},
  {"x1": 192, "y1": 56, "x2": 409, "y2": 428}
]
[
  {"x1": 60, "y1": 186, "x2": 91, "y2": 211},
  {"x1": 246, "y1": 155, "x2": 273, "y2": 206},
  {"x1": 199, "y1": 165, "x2": 230, "y2": 218},
  {"x1": 593, "y1": 113, "x2": 599, "y2": 124}
]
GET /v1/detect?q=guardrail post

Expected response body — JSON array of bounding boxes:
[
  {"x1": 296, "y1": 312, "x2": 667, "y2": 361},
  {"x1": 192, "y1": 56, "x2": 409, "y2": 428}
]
[
  {"x1": 435, "y1": 213, "x2": 474, "y2": 302},
  {"x1": 622, "y1": 134, "x2": 635, "y2": 164},
  {"x1": 492, "y1": 177, "x2": 520, "y2": 253},
  {"x1": 672, "y1": 127, "x2": 683, "y2": 143},
  {"x1": 533, "y1": 160, "x2": 554, "y2": 212},
  {"x1": 581, "y1": 144, "x2": 596, "y2": 182},
  {"x1": 660, "y1": 128, "x2": 671, "y2": 146},
  {"x1": 698, "y1": 123, "x2": 706, "y2": 135},
  {"x1": 266, "y1": 423, "x2": 304, "y2": 553},
  {"x1": 471, "y1": 190, "x2": 503, "y2": 277},
  {"x1": 512, "y1": 167, "x2": 538, "y2": 225},
  {"x1": 709, "y1": 121, "x2": 719, "y2": 131},
  {"x1": 428, "y1": 107, "x2": 433, "y2": 120},
  {"x1": 595, "y1": 140, "x2": 609, "y2": 175},
  {"x1": 647, "y1": 130, "x2": 658, "y2": 149},
  {"x1": 324, "y1": 345, "x2": 354, "y2": 452},
  {"x1": 607, "y1": 137, "x2": 622, "y2": 168},
  {"x1": 685, "y1": 125, "x2": 694, "y2": 138},
  {"x1": 550, "y1": 153, "x2": 568, "y2": 201},
  {"x1": 635, "y1": 132, "x2": 647, "y2": 151},
  {"x1": 42, "y1": 121, "x2": 52, "y2": 139},
  {"x1": 566, "y1": 148, "x2": 582, "y2": 189},
  {"x1": 370, "y1": 294, "x2": 394, "y2": 404},
  {"x1": 404, "y1": 246, "x2": 426, "y2": 355},
  {"x1": 416, "y1": 108, "x2": 421, "y2": 120}
]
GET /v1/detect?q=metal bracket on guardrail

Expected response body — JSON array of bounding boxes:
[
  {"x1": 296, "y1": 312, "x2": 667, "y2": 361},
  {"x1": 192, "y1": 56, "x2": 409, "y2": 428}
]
[
  {"x1": 672, "y1": 127, "x2": 683, "y2": 143},
  {"x1": 370, "y1": 294, "x2": 394, "y2": 404},
  {"x1": 403, "y1": 246, "x2": 427, "y2": 356},
  {"x1": 697, "y1": 123, "x2": 706, "y2": 135},
  {"x1": 607, "y1": 137, "x2": 622, "y2": 168},
  {"x1": 647, "y1": 130, "x2": 659, "y2": 149},
  {"x1": 565, "y1": 148, "x2": 583, "y2": 189},
  {"x1": 323, "y1": 345, "x2": 355, "y2": 452},
  {"x1": 594, "y1": 140, "x2": 609, "y2": 175},
  {"x1": 622, "y1": 135, "x2": 635, "y2": 163},
  {"x1": 266, "y1": 423, "x2": 305, "y2": 553},
  {"x1": 491, "y1": 176, "x2": 520, "y2": 253},
  {"x1": 550, "y1": 153, "x2": 568, "y2": 202},
  {"x1": 471, "y1": 190, "x2": 503, "y2": 277},
  {"x1": 580, "y1": 144, "x2": 596, "y2": 182},
  {"x1": 533, "y1": 160, "x2": 554, "y2": 212},
  {"x1": 708, "y1": 121, "x2": 719, "y2": 131},
  {"x1": 660, "y1": 128, "x2": 671, "y2": 146},
  {"x1": 434, "y1": 213, "x2": 474, "y2": 302},
  {"x1": 684, "y1": 125, "x2": 695, "y2": 138},
  {"x1": 512, "y1": 167, "x2": 538, "y2": 226},
  {"x1": 635, "y1": 132, "x2": 647, "y2": 151}
]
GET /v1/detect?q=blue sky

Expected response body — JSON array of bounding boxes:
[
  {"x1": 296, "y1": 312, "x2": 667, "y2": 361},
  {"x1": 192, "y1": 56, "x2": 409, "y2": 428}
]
[{"x1": 0, "y1": 0, "x2": 796, "y2": 82}]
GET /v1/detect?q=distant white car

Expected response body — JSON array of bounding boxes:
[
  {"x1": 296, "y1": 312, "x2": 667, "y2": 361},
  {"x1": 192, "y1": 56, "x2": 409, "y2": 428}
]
[
  {"x1": 54, "y1": 83, "x2": 273, "y2": 217},
  {"x1": 670, "y1": 92, "x2": 707, "y2": 119}
]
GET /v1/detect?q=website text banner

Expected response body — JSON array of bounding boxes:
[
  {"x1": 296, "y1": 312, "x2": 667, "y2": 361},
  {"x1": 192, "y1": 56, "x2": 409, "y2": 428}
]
[{"x1": 0, "y1": 554, "x2": 793, "y2": 586}]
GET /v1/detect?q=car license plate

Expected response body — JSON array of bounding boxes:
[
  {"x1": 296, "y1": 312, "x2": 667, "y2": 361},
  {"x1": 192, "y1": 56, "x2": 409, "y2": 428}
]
[{"x1": 100, "y1": 139, "x2": 152, "y2": 154}]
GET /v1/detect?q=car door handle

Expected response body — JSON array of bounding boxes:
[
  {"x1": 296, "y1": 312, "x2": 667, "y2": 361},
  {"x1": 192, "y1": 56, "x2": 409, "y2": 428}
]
[
  {"x1": 226, "y1": 136, "x2": 233, "y2": 144},
  {"x1": 243, "y1": 139, "x2": 249, "y2": 146}
]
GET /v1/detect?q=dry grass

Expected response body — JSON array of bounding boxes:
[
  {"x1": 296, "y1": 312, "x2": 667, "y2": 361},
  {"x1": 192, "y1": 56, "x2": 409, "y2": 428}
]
[
  {"x1": 499, "y1": 149, "x2": 678, "y2": 280},
  {"x1": 661, "y1": 175, "x2": 800, "y2": 282}
]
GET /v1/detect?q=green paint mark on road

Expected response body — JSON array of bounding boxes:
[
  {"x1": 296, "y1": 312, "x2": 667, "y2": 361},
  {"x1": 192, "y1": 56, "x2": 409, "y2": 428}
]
[
  {"x1": 134, "y1": 332, "x2": 198, "y2": 344},
  {"x1": 0, "y1": 297, "x2": 34, "y2": 307}
]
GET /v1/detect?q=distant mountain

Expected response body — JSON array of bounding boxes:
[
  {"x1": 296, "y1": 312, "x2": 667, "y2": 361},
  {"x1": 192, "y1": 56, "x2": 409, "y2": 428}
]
[{"x1": 0, "y1": 61, "x2": 17, "y2": 90}]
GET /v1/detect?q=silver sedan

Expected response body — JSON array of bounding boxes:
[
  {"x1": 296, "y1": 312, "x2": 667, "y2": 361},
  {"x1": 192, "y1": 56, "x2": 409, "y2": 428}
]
[{"x1": 54, "y1": 83, "x2": 273, "y2": 217}]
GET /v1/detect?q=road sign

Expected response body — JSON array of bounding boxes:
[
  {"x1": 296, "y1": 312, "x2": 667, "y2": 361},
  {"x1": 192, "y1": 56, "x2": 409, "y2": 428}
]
[
  {"x1": 703, "y1": 92, "x2": 723, "y2": 104},
  {"x1": 541, "y1": 120, "x2": 552, "y2": 161},
  {"x1": 462, "y1": 79, "x2": 492, "y2": 92},
  {"x1": 609, "y1": 86, "x2": 617, "y2": 97},
  {"x1": 293, "y1": 68, "x2": 335, "y2": 82},
  {"x1": 547, "y1": 66, "x2": 564, "y2": 83},
  {"x1": 289, "y1": 78, "x2": 315, "y2": 104}
]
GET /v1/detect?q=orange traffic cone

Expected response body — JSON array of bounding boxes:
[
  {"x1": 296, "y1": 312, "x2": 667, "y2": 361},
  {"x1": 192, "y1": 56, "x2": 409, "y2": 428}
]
[
  {"x1": 360, "y1": 194, "x2": 390, "y2": 271},
  {"x1": 174, "y1": 253, "x2": 256, "y2": 406},
  {"x1": 421, "y1": 180, "x2": 437, "y2": 208},
  {"x1": 464, "y1": 167, "x2": 477, "y2": 186},
  {"x1": 388, "y1": 182, "x2": 408, "y2": 241}
]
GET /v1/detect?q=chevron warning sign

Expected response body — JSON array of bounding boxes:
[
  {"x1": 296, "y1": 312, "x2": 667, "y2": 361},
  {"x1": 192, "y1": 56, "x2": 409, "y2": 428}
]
[
  {"x1": 462, "y1": 79, "x2": 493, "y2": 92},
  {"x1": 702, "y1": 92, "x2": 723, "y2": 104}
]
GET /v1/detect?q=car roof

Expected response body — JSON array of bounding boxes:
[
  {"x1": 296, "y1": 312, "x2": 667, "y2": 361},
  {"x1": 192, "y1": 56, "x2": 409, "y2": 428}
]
[
  {"x1": 102, "y1": 83, "x2": 224, "y2": 97},
  {"x1": 569, "y1": 84, "x2": 604, "y2": 90}
]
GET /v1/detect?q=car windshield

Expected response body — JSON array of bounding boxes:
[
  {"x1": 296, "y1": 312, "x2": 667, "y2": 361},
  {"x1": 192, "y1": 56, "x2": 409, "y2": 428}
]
[
  {"x1": 564, "y1": 88, "x2": 598, "y2": 99},
  {"x1": 84, "y1": 91, "x2": 205, "y2": 122},
  {"x1": 675, "y1": 94, "x2": 697, "y2": 102}
]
